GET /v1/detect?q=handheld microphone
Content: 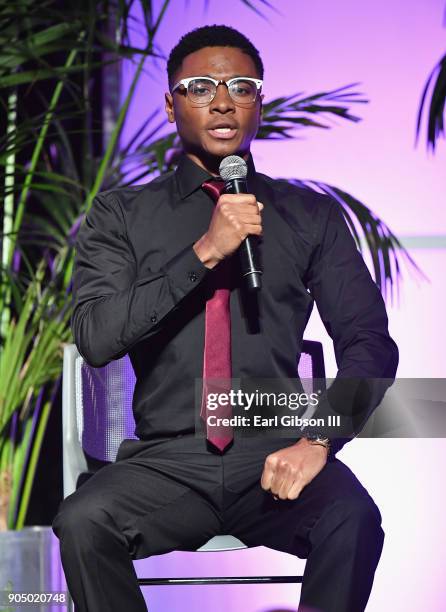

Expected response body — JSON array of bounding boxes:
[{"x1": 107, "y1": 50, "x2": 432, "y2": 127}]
[{"x1": 219, "y1": 155, "x2": 262, "y2": 292}]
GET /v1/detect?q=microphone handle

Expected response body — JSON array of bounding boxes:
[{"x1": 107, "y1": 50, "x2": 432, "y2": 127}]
[{"x1": 223, "y1": 177, "x2": 262, "y2": 292}]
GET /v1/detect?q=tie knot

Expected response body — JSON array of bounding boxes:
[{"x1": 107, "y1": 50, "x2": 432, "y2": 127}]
[{"x1": 202, "y1": 179, "x2": 226, "y2": 203}]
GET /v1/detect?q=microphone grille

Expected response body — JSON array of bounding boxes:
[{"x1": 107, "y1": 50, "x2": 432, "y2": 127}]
[{"x1": 219, "y1": 155, "x2": 248, "y2": 181}]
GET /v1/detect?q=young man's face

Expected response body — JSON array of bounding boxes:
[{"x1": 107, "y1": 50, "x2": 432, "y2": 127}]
[{"x1": 165, "y1": 46, "x2": 264, "y2": 174}]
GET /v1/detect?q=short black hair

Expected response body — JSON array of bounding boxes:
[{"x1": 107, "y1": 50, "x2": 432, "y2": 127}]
[{"x1": 167, "y1": 24, "x2": 264, "y2": 88}]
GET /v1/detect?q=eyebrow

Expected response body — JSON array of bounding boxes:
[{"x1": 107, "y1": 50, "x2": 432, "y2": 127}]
[{"x1": 200, "y1": 74, "x2": 255, "y2": 79}]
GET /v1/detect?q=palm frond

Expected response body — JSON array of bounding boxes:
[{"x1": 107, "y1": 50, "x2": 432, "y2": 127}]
[
  {"x1": 285, "y1": 178, "x2": 426, "y2": 304},
  {"x1": 201, "y1": 0, "x2": 279, "y2": 20},
  {"x1": 0, "y1": 23, "x2": 81, "y2": 73},
  {"x1": 259, "y1": 84, "x2": 368, "y2": 139},
  {"x1": 416, "y1": 52, "x2": 446, "y2": 151}
]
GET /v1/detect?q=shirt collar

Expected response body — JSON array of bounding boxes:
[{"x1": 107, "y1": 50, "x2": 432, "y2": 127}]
[{"x1": 175, "y1": 152, "x2": 257, "y2": 201}]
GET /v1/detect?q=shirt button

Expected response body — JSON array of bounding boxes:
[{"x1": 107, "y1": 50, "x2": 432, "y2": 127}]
[
  {"x1": 188, "y1": 271, "x2": 198, "y2": 282},
  {"x1": 150, "y1": 313, "x2": 157, "y2": 323}
]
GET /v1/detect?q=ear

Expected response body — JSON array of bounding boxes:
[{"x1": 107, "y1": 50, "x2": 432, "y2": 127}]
[
  {"x1": 165, "y1": 92, "x2": 175, "y2": 124},
  {"x1": 259, "y1": 93, "x2": 265, "y2": 122}
]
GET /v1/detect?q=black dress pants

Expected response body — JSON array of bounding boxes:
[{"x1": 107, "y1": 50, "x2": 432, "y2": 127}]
[{"x1": 52, "y1": 435, "x2": 384, "y2": 612}]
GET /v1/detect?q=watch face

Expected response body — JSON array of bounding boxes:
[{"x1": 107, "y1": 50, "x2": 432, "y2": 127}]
[
  {"x1": 305, "y1": 433, "x2": 330, "y2": 445},
  {"x1": 305, "y1": 433, "x2": 318, "y2": 441},
  {"x1": 306, "y1": 433, "x2": 323, "y2": 441}
]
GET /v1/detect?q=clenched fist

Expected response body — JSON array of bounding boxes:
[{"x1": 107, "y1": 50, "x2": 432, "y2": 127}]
[
  {"x1": 194, "y1": 193, "x2": 263, "y2": 268},
  {"x1": 261, "y1": 438, "x2": 329, "y2": 501}
]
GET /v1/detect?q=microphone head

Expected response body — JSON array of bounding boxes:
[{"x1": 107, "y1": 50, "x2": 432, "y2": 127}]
[{"x1": 219, "y1": 155, "x2": 248, "y2": 181}]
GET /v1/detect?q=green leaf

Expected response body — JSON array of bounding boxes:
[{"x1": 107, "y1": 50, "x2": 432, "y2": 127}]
[{"x1": 0, "y1": 59, "x2": 114, "y2": 89}]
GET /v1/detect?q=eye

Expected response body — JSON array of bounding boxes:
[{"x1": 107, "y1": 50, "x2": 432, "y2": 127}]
[
  {"x1": 190, "y1": 79, "x2": 214, "y2": 96},
  {"x1": 231, "y1": 80, "x2": 256, "y2": 97}
]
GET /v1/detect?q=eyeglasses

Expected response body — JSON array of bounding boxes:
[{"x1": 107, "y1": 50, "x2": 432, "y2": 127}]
[{"x1": 171, "y1": 76, "x2": 263, "y2": 106}]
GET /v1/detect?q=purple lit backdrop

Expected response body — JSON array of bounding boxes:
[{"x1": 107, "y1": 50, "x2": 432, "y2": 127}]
[{"x1": 120, "y1": 1, "x2": 446, "y2": 610}]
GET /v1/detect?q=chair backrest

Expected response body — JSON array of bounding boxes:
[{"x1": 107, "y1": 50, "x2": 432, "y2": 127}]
[{"x1": 62, "y1": 340, "x2": 325, "y2": 498}]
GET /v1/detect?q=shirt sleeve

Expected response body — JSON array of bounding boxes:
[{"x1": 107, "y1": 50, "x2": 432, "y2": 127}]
[
  {"x1": 303, "y1": 196, "x2": 399, "y2": 458},
  {"x1": 71, "y1": 191, "x2": 211, "y2": 367}
]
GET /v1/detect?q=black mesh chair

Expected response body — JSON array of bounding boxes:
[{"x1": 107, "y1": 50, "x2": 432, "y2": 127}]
[{"x1": 62, "y1": 340, "x2": 325, "y2": 601}]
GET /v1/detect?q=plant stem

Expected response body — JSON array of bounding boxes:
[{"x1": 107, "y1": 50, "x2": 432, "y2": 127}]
[
  {"x1": 1, "y1": 89, "x2": 17, "y2": 341},
  {"x1": 0, "y1": 32, "x2": 86, "y2": 343},
  {"x1": 84, "y1": 0, "x2": 171, "y2": 212},
  {"x1": 0, "y1": 43, "x2": 82, "y2": 336},
  {"x1": 8, "y1": 388, "x2": 42, "y2": 528},
  {"x1": 84, "y1": 56, "x2": 145, "y2": 212},
  {"x1": 15, "y1": 380, "x2": 59, "y2": 530},
  {"x1": 6, "y1": 43, "x2": 82, "y2": 271}
]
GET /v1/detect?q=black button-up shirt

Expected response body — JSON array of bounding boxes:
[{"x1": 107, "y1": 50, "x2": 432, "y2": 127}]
[{"x1": 71, "y1": 153, "x2": 398, "y2": 454}]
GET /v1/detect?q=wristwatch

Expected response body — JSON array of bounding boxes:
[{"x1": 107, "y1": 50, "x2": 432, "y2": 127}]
[{"x1": 303, "y1": 432, "x2": 331, "y2": 453}]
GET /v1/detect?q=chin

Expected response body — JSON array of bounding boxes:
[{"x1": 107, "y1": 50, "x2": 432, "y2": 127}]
[
  {"x1": 208, "y1": 143, "x2": 237, "y2": 155},
  {"x1": 202, "y1": 135, "x2": 240, "y2": 153},
  {"x1": 207, "y1": 142, "x2": 245, "y2": 160},
  {"x1": 186, "y1": 140, "x2": 247, "y2": 171}
]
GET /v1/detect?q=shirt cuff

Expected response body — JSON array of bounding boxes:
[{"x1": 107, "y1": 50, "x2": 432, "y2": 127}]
[{"x1": 163, "y1": 243, "x2": 212, "y2": 302}]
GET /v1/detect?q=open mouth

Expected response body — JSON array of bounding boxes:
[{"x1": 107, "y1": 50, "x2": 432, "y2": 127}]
[{"x1": 208, "y1": 127, "x2": 238, "y2": 140}]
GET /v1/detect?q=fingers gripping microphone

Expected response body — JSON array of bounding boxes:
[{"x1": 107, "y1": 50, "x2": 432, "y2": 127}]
[{"x1": 219, "y1": 155, "x2": 262, "y2": 292}]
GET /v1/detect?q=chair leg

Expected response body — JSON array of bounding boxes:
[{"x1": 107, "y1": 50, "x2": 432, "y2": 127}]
[{"x1": 66, "y1": 590, "x2": 74, "y2": 612}]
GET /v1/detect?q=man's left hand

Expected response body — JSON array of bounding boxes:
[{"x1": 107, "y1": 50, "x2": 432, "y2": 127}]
[{"x1": 260, "y1": 438, "x2": 328, "y2": 501}]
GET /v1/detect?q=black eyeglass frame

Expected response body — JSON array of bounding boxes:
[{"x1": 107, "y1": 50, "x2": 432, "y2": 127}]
[{"x1": 170, "y1": 76, "x2": 263, "y2": 105}]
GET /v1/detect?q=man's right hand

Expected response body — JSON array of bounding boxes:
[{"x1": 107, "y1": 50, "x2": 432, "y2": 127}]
[{"x1": 193, "y1": 193, "x2": 264, "y2": 269}]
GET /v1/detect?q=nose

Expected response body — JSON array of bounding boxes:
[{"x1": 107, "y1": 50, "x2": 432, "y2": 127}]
[{"x1": 210, "y1": 81, "x2": 235, "y2": 112}]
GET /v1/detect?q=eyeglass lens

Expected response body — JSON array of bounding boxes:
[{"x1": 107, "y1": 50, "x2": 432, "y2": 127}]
[{"x1": 187, "y1": 78, "x2": 258, "y2": 104}]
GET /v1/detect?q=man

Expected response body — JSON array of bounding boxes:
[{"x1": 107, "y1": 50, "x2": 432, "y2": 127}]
[{"x1": 53, "y1": 25, "x2": 398, "y2": 612}]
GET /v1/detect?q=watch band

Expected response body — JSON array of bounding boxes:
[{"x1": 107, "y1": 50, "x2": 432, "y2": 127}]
[{"x1": 303, "y1": 432, "x2": 332, "y2": 456}]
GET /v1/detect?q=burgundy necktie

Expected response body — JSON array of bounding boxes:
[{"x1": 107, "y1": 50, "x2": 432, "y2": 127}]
[{"x1": 200, "y1": 179, "x2": 233, "y2": 452}]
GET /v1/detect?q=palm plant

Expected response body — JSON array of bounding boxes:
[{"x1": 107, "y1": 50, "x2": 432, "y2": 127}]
[
  {"x1": 0, "y1": 0, "x2": 419, "y2": 530},
  {"x1": 0, "y1": 0, "x2": 171, "y2": 529},
  {"x1": 416, "y1": 4, "x2": 446, "y2": 151}
]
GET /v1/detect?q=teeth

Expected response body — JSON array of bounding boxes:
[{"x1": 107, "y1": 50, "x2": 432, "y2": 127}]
[{"x1": 214, "y1": 127, "x2": 232, "y2": 132}]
